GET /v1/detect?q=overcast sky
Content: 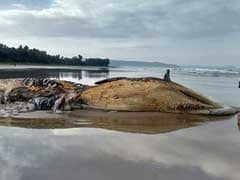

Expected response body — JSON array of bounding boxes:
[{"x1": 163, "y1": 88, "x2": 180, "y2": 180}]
[{"x1": 0, "y1": 0, "x2": 239, "y2": 65}]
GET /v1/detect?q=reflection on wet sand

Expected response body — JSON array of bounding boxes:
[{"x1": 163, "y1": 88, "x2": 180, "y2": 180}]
[
  {"x1": 0, "y1": 110, "x2": 234, "y2": 134},
  {"x1": 84, "y1": 69, "x2": 109, "y2": 78},
  {"x1": 238, "y1": 113, "x2": 240, "y2": 130},
  {"x1": 0, "y1": 68, "x2": 109, "y2": 79}
]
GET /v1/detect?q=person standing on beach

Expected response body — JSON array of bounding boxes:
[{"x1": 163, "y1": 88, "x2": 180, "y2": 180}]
[
  {"x1": 164, "y1": 69, "x2": 171, "y2": 82},
  {"x1": 239, "y1": 80, "x2": 240, "y2": 88}
]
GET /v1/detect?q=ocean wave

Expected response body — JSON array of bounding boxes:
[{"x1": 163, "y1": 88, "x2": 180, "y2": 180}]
[{"x1": 177, "y1": 67, "x2": 240, "y2": 77}]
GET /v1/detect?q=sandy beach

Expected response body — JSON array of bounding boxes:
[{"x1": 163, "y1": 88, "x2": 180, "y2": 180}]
[{"x1": 0, "y1": 66, "x2": 239, "y2": 180}]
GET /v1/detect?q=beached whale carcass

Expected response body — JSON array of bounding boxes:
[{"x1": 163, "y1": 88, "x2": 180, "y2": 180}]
[
  {"x1": 80, "y1": 77, "x2": 239, "y2": 115},
  {"x1": 0, "y1": 78, "x2": 238, "y2": 116},
  {"x1": 0, "y1": 78, "x2": 88, "y2": 114}
]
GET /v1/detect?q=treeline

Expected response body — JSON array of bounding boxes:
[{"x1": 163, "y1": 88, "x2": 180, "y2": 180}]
[{"x1": 0, "y1": 44, "x2": 110, "y2": 67}]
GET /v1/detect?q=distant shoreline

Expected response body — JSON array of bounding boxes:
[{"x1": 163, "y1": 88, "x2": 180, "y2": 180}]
[{"x1": 0, "y1": 43, "x2": 110, "y2": 67}]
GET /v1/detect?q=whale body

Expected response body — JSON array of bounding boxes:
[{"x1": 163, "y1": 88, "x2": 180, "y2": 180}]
[
  {"x1": 81, "y1": 77, "x2": 239, "y2": 115},
  {"x1": 0, "y1": 78, "x2": 238, "y2": 116}
]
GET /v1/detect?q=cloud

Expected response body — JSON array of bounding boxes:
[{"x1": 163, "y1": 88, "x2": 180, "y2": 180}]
[
  {"x1": 0, "y1": 0, "x2": 240, "y2": 39},
  {"x1": 0, "y1": 1, "x2": 50, "y2": 11},
  {"x1": 0, "y1": 0, "x2": 240, "y2": 65}
]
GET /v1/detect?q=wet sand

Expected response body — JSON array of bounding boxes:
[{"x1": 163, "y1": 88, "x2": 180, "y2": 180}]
[
  {"x1": 0, "y1": 64, "x2": 109, "y2": 71},
  {"x1": 0, "y1": 67, "x2": 240, "y2": 180}
]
